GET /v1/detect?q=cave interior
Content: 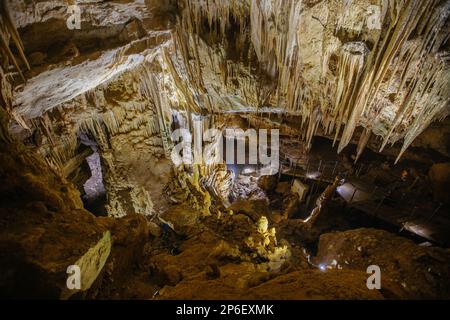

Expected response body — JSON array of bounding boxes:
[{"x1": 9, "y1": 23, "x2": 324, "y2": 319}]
[{"x1": 0, "y1": 0, "x2": 450, "y2": 300}]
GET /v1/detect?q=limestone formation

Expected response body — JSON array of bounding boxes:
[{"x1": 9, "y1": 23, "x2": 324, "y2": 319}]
[{"x1": 0, "y1": 0, "x2": 449, "y2": 301}]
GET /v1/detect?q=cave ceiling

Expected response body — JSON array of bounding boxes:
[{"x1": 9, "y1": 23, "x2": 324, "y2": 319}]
[{"x1": 4, "y1": 0, "x2": 450, "y2": 166}]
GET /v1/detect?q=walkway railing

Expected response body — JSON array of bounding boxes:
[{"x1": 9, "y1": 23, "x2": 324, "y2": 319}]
[{"x1": 278, "y1": 153, "x2": 448, "y2": 244}]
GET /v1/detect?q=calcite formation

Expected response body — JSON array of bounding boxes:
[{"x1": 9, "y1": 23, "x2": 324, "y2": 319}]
[
  {"x1": 176, "y1": 0, "x2": 450, "y2": 162},
  {"x1": 3, "y1": 0, "x2": 448, "y2": 221},
  {"x1": 0, "y1": 0, "x2": 449, "y2": 301}
]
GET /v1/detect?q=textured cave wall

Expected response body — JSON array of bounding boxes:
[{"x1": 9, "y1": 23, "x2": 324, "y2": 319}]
[
  {"x1": 0, "y1": 85, "x2": 150, "y2": 300},
  {"x1": 0, "y1": 19, "x2": 151, "y2": 297},
  {"x1": 1, "y1": 51, "x2": 105, "y2": 298},
  {"x1": 7, "y1": 1, "x2": 216, "y2": 218},
  {"x1": 5, "y1": 1, "x2": 183, "y2": 219},
  {"x1": 5, "y1": 0, "x2": 450, "y2": 221},
  {"x1": 7, "y1": 0, "x2": 177, "y2": 69}
]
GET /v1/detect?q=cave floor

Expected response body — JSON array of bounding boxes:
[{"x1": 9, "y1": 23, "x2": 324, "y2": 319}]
[{"x1": 93, "y1": 201, "x2": 450, "y2": 300}]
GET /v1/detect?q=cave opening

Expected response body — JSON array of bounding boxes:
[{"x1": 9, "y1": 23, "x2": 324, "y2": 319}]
[{"x1": 78, "y1": 132, "x2": 107, "y2": 217}]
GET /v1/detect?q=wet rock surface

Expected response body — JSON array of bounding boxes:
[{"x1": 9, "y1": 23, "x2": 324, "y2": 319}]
[{"x1": 315, "y1": 229, "x2": 450, "y2": 299}]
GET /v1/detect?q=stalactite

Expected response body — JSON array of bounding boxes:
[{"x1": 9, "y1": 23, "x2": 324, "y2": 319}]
[
  {"x1": 180, "y1": 0, "x2": 249, "y2": 42},
  {"x1": 395, "y1": 53, "x2": 450, "y2": 163},
  {"x1": 0, "y1": 2, "x2": 30, "y2": 82},
  {"x1": 332, "y1": 42, "x2": 369, "y2": 151},
  {"x1": 0, "y1": 27, "x2": 24, "y2": 82},
  {"x1": 339, "y1": 0, "x2": 448, "y2": 157},
  {"x1": 177, "y1": 0, "x2": 450, "y2": 161},
  {"x1": 355, "y1": 128, "x2": 371, "y2": 163},
  {"x1": 378, "y1": 2, "x2": 450, "y2": 153},
  {"x1": 1, "y1": 2, "x2": 29, "y2": 71},
  {"x1": 39, "y1": 132, "x2": 79, "y2": 174},
  {"x1": 80, "y1": 116, "x2": 111, "y2": 152},
  {"x1": 163, "y1": 27, "x2": 262, "y2": 114}
]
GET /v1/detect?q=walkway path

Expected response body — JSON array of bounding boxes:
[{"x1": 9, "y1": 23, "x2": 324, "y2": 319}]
[{"x1": 280, "y1": 155, "x2": 449, "y2": 246}]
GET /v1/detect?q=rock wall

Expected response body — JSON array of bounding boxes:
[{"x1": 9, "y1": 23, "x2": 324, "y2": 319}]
[
  {"x1": 0, "y1": 18, "x2": 150, "y2": 298},
  {"x1": 5, "y1": 0, "x2": 450, "y2": 221},
  {"x1": 315, "y1": 228, "x2": 450, "y2": 299},
  {"x1": 0, "y1": 65, "x2": 109, "y2": 298}
]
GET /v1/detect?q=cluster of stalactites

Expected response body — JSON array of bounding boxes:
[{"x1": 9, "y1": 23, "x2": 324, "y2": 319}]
[
  {"x1": 0, "y1": 2, "x2": 29, "y2": 83},
  {"x1": 179, "y1": 0, "x2": 250, "y2": 41},
  {"x1": 250, "y1": 0, "x2": 450, "y2": 161},
  {"x1": 161, "y1": 28, "x2": 266, "y2": 116},
  {"x1": 176, "y1": 0, "x2": 450, "y2": 162},
  {"x1": 337, "y1": 0, "x2": 450, "y2": 162},
  {"x1": 30, "y1": 101, "x2": 160, "y2": 176},
  {"x1": 0, "y1": 2, "x2": 30, "y2": 131},
  {"x1": 25, "y1": 60, "x2": 169, "y2": 174}
]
